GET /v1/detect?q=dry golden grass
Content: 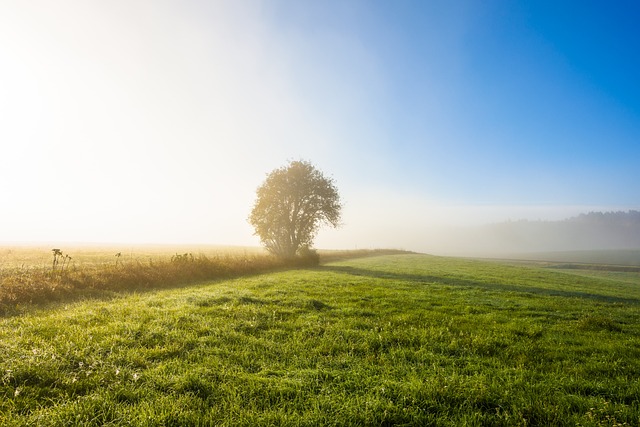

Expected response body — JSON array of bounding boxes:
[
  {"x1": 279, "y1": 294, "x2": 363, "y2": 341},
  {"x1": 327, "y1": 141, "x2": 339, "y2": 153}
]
[{"x1": 0, "y1": 246, "x2": 407, "y2": 315}]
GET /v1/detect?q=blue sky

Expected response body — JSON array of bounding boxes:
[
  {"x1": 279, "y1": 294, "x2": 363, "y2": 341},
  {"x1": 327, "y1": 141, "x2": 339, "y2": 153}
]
[
  {"x1": 1, "y1": 1, "x2": 638, "y2": 251},
  {"x1": 271, "y1": 0, "x2": 640, "y2": 204}
]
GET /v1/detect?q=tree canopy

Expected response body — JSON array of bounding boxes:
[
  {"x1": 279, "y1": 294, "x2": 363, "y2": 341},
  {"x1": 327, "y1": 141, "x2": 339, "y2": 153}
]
[{"x1": 249, "y1": 160, "x2": 342, "y2": 259}]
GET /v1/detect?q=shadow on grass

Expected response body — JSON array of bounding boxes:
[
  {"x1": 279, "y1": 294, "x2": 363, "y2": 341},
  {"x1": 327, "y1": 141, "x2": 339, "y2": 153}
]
[
  {"x1": 319, "y1": 265, "x2": 640, "y2": 305},
  {"x1": 0, "y1": 268, "x2": 289, "y2": 318}
]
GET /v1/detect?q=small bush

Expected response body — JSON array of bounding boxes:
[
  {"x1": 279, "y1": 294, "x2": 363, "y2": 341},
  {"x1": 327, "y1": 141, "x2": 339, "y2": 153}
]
[
  {"x1": 171, "y1": 253, "x2": 194, "y2": 264},
  {"x1": 295, "y1": 248, "x2": 320, "y2": 267}
]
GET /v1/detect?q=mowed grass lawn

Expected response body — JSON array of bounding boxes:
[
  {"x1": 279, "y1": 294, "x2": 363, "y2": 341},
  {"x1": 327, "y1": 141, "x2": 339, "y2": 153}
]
[{"x1": 1, "y1": 254, "x2": 639, "y2": 426}]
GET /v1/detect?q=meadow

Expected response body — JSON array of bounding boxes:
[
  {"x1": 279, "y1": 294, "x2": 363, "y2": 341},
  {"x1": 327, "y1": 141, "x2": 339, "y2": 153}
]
[
  {"x1": 1, "y1": 252, "x2": 639, "y2": 425},
  {"x1": 0, "y1": 246, "x2": 400, "y2": 316}
]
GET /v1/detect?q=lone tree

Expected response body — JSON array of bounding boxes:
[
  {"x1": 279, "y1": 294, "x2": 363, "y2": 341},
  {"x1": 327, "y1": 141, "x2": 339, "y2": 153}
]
[{"x1": 249, "y1": 160, "x2": 342, "y2": 259}]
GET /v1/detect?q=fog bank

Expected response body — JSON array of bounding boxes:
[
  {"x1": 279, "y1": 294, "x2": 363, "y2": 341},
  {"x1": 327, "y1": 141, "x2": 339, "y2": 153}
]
[{"x1": 417, "y1": 211, "x2": 640, "y2": 257}]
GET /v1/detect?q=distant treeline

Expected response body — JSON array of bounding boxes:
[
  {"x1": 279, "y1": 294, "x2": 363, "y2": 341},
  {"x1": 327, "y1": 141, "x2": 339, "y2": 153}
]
[
  {"x1": 565, "y1": 210, "x2": 640, "y2": 227},
  {"x1": 484, "y1": 210, "x2": 640, "y2": 253},
  {"x1": 428, "y1": 210, "x2": 640, "y2": 257}
]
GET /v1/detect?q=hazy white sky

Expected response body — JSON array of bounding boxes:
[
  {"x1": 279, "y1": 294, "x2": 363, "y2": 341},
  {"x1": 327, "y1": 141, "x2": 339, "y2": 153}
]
[{"x1": 1, "y1": 1, "x2": 638, "y2": 252}]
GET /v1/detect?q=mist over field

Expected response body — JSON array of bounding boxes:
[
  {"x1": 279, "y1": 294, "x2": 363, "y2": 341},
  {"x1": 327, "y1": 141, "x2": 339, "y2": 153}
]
[
  {"x1": 315, "y1": 204, "x2": 640, "y2": 258},
  {"x1": 411, "y1": 211, "x2": 640, "y2": 256}
]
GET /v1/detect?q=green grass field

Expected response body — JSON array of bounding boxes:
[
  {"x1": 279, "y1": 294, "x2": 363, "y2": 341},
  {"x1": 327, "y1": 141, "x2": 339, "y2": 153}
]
[{"x1": 1, "y1": 253, "x2": 639, "y2": 426}]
